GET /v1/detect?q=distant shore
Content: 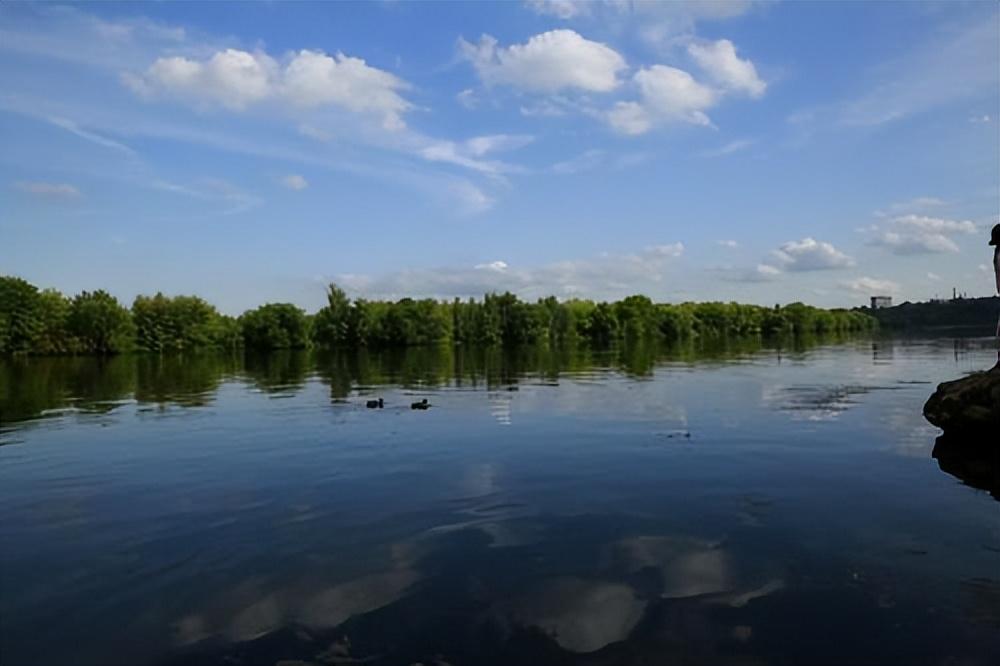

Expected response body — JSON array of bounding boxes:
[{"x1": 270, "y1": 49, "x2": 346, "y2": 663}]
[{"x1": 1, "y1": 275, "x2": 876, "y2": 356}]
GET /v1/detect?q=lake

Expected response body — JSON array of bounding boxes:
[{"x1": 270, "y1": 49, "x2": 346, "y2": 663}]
[{"x1": 1, "y1": 336, "x2": 998, "y2": 666}]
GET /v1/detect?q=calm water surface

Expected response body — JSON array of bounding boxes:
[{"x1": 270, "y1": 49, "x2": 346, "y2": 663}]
[{"x1": 1, "y1": 338, "x2": 998, "y2": 666}]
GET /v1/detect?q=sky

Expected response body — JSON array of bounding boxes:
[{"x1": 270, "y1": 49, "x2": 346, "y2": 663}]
[{"x1": 1, "y1": 1, "x2": 998, "y2": 314}]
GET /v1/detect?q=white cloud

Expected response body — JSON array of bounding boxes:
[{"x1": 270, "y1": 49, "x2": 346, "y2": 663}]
[
  {"x1": 715, "y1": 262, "x2": 781, "y2": 282},
  {"x1": 602, "y1": 1, "x2": 759, "y2": 50},
  {"x1": 840, "y1": 17, "x2": 998, "y2": 126},
  {"x1": 608, "y1": 65, "x2": 716, "y2": 134},
  {"x1": 755, "y1": 263, "x2": 782, "y2": 277},
  {"x1": 870, "y1": 231, "x2": 959, "y2": 255},
  {"x1": 867, "y1": 214, "x2": 976, "y2": 255},
  {"x1": 126, "y1": 49, "x2": 276, "y2": 110},
  {"x1": 927, "y1": 272, "x2": 941, "y2": 281},
  {"x1": 152, "y1": 177, "x2": 262, "y2": 215},
  {"x1": 552, "y1": 149, "x2": 605, "y2": 174},
  {"x1": 281, "y1": 174, "x2": 308, "y2": 190},
  {"x1": 717, "y1": 239, "x2": 739, "y2": 248},
  {"x1": 891, "y1": 214, "x2": 976, "y2": 235},
  {"x1": 841, "y1": 276, "x2": 901, "y2": 296},
  {"x1": 525, "y1": 0, "x2": 591, "y2": 19},
  {"x1": 13, "y1": 181, "x2": 80, "y2": 197},
  {"x1": 456, "y1": 88, "x2": 479, "y2": 109},
  {"x1": 449, "y1": 181, "x2": 496, "y2": 215},
  {"x1": 47, "y1": 116, "x2": 136, "y2": 155},
  {"x1": 282, "y1": 50, "x2": 411, "y2": 130},
  {"x1": 418, "y1": 134, "x2": 532, "y2": 175},
  {"x1": 474, "y1": 260, "x2": 509, "y2": 272},
  {"x1": 459, "y1": 30, "x2": 626, "y2": 93},
  {"x1": 520, "y1": 97, "x2": 575, "y2": 117},
  {"x1": 773, "y1": 238, "x2": 854, "y2": 271},
  {"x1": 702, "y1": 138, "x2": 754, "y2": 157},
  {"x1": 969, "y1": 114, "x2": 992, "y2": 124},
  {"x1": 335, "y1": 243, "x2": 685, "y2": 300},
  {"x1": 125, "y1": 47, "x2": 412, "y2": 130},
  {"x1": 687, "y1": 39, "x2": 766, "y2": 98},
  {"x1": 464, "y1": 134, "x2": 535, "y2": 156},
  {"x1": 874, "y1": 196, "x2": 946, "y2": 217}
]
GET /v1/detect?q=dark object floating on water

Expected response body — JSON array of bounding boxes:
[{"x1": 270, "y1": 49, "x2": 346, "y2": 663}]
[
  {"x1": 411, "y1": 398, "x2": 430, "y2": 410},
  {"x1": 366, "y1": 398, "x2": 384, "y2": 409},
  {"x1": 924, "y1": 366, "x2": 1000, "y2": 439}
]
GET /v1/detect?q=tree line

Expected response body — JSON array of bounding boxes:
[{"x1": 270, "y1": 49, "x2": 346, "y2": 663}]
[{"x1": 0, "y1": 275, "x2": 876, "y2": 355}]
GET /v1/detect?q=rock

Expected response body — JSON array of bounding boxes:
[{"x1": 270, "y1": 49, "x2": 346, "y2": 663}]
[
  {"x1": 932, "y1": 434, "x2": 1000, "y2": 502},
  {"x1": 923, "y1": 367, "x2": 1000, "y2": 437}
]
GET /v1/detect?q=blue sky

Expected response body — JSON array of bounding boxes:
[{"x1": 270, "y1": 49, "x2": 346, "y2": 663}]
[{"x1": 1, "y1": 1, "x2": 997, "y2": 314}]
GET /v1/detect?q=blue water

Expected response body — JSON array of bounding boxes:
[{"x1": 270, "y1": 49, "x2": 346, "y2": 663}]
[{"x1": 1, "y1": 338, "x2": 997, "y2": 665}]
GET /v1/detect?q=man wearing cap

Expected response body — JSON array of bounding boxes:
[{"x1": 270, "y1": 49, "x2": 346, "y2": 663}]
[{"x1": 991, "y1": 223, "x2": 1000, "y2": 366}]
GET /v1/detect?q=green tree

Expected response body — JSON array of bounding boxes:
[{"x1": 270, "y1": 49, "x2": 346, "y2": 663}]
[
  {"x1": 240, "y1": 303, "x2": 310, "y2": 350},
  {"x1": 67, "y1": 290, "x2": 134, "y2": 353},
  {"x1": 312, "y1": 283, "x2": 352, "y2": 347},
  {"x1": 0, "y1": 276, "x2": 43, "y2": 353}
]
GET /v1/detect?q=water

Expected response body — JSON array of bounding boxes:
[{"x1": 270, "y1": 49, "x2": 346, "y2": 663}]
[{"x1": 1, "y1": 337, "x2": 998, "y2": 666}]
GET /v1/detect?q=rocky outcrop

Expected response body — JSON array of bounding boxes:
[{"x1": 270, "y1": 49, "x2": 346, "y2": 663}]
[
  {"x1": 923, "y1": 367, "x2": 1000, "y2": 438},
  {"x1": 932, "y1": 435, "x2": 999, "y2": 502}
]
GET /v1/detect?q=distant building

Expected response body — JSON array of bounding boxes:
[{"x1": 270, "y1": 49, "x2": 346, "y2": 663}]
[{"x1": 870, "y1": 296, "x2": 893, "y2": 309}]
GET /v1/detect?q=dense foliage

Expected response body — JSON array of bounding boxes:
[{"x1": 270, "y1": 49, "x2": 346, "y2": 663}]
[
  {"x1": 866, "y1": 296, "x2": 1000, "y2": 330},
  {"x1": 0, "y1": 275, "x2": 877, "y2": 355}
]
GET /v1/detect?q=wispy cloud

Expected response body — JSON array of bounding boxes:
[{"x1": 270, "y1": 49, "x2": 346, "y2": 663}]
[
  {"x1": 551, "y1": 149, "x2": 605, "y2": 174},
  {"x1": 280, "y1": 174, "x2": 308, "y2": 191},
  {"x1": 839, "y1": 15, "x2": 998, "y2": 126},
  {"x1": 333, "y1": 243, "x2": 685, "y2": 300},
  {"x1": 47, "y1": 116, "x2": 137, "y2": 155},
  {"x1": 701, "y1": 138, "x2": 754, "y2": 157},
  {"x1": 13, "y1": 181, "x2": 80, "y2": 197}
]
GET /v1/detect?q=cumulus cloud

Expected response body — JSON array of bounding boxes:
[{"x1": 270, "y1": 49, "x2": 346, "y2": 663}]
[
  {"x1": 606, "y1": 39, "x2": 764, "y2": 136},
  {"x1": 459, "y1": 30, "x2": 626, "y2": 93},
  {"x1": 334, "y1": 243, "x2": 685, "y2": 300},
  {"x1": 717, "y1": 239, "x2": 739, "y2": 248},
  {"x1": 867, "y1": 214, "x2": 976, "y2": 255},
  {"x1": 772, "y1": 238, "x2": 854, "y2": 271},
  {"x1": 607, "y1": 65, "x2": 717, "y2": 134},
  {"x1": 687, "y1": 39, "x2": 766, "y2": 97},
  {"x1": 841, "y1": 276, "x2": 901, "y2": 296},
  {"x1": 13, "y1": 181, "x2": 80, "y2": 197},
  {"x1": 125, "y1": 47, "x2": 412, "y2": 129},
  {"x1": 281, "y1": 174, "x2": 308, "y2": 190}
]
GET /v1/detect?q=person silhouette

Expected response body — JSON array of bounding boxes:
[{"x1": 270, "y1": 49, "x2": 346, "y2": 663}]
[{"x1": 991, "y1": 223, "x2": 1000, "y2": 366}]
